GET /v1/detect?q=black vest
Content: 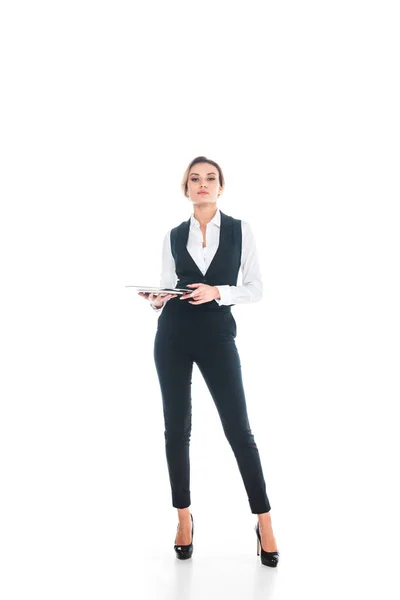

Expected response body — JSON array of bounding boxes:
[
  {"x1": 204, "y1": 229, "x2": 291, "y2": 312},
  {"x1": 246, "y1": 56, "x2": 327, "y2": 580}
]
[{"x1": 159, "y1": 210, "x2": 242, "y2": 321}]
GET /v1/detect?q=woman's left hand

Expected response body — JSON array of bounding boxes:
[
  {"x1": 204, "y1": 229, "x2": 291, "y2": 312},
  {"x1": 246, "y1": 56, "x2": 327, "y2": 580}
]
[{"x1": 180, "y1": 283, "x2": 220, "y2": 304}]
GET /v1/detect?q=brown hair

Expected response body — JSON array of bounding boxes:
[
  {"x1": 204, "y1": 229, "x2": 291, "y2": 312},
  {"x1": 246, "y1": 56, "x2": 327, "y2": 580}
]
[{"x1": 181, "y1": 156, "x2": 225, "y2": 198}]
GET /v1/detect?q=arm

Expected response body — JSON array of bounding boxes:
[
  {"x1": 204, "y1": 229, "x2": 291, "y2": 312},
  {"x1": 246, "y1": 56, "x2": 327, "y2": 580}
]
[
  {"x1": 214, "y1": 221, "x2": 263, "y2": 306},
  {"x1": 150, "y1": 229, "x2": 177, "y2": 311}
]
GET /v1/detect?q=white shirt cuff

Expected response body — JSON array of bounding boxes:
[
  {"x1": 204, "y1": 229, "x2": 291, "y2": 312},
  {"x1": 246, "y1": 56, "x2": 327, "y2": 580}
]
[{"x1": 214, "y1": 285, "x2": 232, "y2": 306}]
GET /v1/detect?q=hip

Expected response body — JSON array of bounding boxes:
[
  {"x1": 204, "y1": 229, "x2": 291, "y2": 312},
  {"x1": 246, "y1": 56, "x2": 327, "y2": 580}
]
[{"x1": 156, "y1": 305, "x2": 237, "y2": 339}]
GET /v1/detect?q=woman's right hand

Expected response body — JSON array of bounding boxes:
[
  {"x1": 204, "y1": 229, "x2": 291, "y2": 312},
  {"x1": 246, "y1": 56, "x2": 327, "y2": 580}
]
[{"x1": 138, "y1": 291, "x2": 177, "y2": 308}]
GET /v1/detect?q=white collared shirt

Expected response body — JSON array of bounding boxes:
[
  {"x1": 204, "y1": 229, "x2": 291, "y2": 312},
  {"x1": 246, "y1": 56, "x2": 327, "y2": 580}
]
[{"x1": 150, "y1": 208, "x2": 263, "y2": 311}]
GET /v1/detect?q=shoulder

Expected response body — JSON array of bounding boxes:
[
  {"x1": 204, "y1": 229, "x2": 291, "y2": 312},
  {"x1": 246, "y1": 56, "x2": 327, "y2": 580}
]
[
  {"x1": 231, "y1": 218, "x2": 252, "y2": 236},
  {"x1": 164, "y1": 217, "x2": 186, "y2": 238},
  {"x1": 220, "y1": 212, "x2": 255, "y2": 239},
  {"x1": 220, "y1": 211, "x2": 244, "y2": 230},
  {"x1": 221, "y1": 211, "x2": 249, "y2": 228},
  {"x1": 170, "y1": 218, "x2": 189, "y2": 236}
]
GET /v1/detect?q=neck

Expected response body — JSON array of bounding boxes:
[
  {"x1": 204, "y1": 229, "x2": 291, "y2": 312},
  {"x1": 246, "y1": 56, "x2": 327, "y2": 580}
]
[{"x1": 193, "y1": 204, "x2": 218, "y2": 226}]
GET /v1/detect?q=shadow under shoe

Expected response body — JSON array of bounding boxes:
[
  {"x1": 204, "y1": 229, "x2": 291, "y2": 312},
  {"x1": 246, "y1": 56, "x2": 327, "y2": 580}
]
[
  {"x1": 255, "y1": 522, "x2": 279, "y2": 567},
  {"x1": 174, "y1": 513, "x2": 194, "y2": 560}
]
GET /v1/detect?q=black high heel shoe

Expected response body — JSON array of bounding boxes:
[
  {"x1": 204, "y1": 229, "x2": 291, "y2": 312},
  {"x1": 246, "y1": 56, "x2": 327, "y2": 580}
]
[
  {"x1": 255, "y1": 522, "x2": 279, "y2": 567},
  {"x1": 174, "y1": 513, "x2": 194, "y2": 560}
]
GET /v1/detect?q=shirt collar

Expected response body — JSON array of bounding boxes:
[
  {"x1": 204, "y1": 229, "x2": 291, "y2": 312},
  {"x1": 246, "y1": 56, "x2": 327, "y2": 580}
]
[{"x1": 190, "y1": 207, "x2": 221, "y2": 229}]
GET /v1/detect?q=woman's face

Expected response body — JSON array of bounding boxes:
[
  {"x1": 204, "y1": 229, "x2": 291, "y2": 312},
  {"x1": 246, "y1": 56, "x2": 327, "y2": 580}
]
[{"x1": 187, "y1": 162, "x2": 222, "y2": 205}]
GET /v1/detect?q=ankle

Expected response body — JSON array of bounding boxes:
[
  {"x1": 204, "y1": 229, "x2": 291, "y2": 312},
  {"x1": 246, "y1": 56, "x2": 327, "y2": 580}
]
[
  {"x1": 177, "y1": 508, "x2": 191, "y2": 521},
  {"x1": 257, "y1": 511, "x2": 272, "y2": 524}
]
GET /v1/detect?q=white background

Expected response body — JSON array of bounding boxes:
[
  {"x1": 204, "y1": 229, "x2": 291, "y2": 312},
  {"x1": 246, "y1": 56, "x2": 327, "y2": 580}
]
[{"x1": 1, "y1": 1, "x2": 399, "y2": 598}]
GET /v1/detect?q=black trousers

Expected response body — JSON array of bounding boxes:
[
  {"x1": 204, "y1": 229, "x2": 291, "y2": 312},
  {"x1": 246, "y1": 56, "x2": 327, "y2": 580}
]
[{"x1": 153, "y1": 308, "x2": 271, "y2": 515}]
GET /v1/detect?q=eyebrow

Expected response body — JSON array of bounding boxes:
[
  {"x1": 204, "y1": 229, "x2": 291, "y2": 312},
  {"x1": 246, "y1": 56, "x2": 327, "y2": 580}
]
[{"x1": 190, "y1": 172, "x2": 217, "y2": 176}]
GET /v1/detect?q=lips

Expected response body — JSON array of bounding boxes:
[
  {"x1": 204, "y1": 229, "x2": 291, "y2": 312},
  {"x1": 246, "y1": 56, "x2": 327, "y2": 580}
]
[{"x1": 198, "y1": 191, "x2": 209, "y2": 195}]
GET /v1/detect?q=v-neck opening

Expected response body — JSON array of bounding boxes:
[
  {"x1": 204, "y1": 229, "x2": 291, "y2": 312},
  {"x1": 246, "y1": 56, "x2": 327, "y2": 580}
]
[{"x1": 184, "y1": 214, "x2": 224, "y2": 277}]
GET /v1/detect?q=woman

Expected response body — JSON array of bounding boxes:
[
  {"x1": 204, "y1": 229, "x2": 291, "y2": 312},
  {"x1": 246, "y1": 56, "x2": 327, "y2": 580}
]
[{"x1": 138, "y1": 156, "x2": 279, "y2": 567}]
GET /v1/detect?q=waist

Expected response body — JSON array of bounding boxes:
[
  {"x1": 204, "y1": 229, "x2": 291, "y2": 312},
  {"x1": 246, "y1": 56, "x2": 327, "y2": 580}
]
[
  {"x1": 164, "y1": 296, "x2": 231, "y2": 315},
  {"x1": 157, "y1": 300, "x2": 235, "y2": 337}
]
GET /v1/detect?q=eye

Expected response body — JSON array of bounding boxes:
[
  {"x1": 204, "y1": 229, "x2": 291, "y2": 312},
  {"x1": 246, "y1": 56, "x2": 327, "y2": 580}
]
[{"x1": 190, "y1": 177, "x2": 215, "y2": 182}]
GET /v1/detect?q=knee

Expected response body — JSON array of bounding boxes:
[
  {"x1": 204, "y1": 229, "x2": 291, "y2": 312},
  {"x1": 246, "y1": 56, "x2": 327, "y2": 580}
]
[
  {"x1": 164, "y1": 421, "x2": 192, "y2": 444},
  {"x1": 224, "y1": 424, "x2": 255, "y2": 447}
]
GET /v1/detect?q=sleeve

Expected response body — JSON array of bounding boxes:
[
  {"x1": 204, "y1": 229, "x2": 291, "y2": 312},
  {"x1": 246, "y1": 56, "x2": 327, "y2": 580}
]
[
  {"x1": 214, "y1": 221, "x2": 263, "y2": 306},
  {"x1": 150, "y1": 229, "x2": 178, "y2": 312}
]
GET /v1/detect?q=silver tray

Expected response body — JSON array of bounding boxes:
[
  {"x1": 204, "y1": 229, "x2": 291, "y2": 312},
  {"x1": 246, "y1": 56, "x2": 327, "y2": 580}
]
[{"x1": 126, "y1": 285, "x2": 192, "y2": 296}]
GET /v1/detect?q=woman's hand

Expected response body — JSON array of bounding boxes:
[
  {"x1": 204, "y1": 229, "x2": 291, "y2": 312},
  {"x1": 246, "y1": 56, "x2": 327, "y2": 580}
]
[
  {"x1": 138, "y1": 291, "x2": 177, "y2": 308},
  {"x1": 179, "y1": 283, "x2": 220, "y2": 305}
]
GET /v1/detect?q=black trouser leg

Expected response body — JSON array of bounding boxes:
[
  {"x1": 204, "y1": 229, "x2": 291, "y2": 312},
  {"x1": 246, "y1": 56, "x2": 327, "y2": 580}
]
[
  {"x1": 154, "y1": 331, "x2": 194, "y2": 509},
  {"x1": 194, "y1": 338, "x2": 271, "y2": 514}
]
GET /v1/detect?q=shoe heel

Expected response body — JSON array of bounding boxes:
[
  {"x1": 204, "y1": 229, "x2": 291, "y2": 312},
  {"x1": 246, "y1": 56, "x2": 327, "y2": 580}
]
[{"x1": 254, "y1": 522, "x2": 279, "y2": 568}]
